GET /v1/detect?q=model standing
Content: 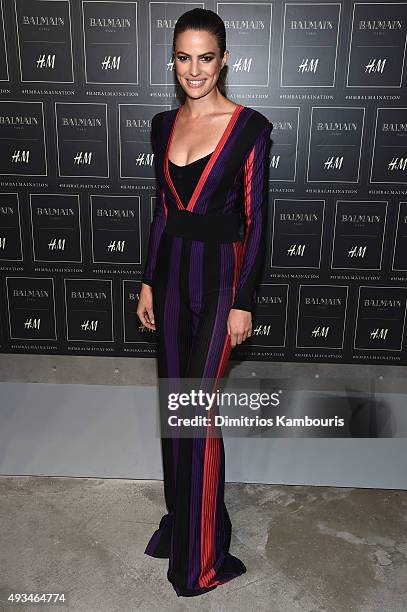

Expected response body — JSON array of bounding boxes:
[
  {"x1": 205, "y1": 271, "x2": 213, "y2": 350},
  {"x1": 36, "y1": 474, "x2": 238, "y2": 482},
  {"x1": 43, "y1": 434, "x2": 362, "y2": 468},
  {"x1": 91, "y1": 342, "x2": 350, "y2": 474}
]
[{"x1": 137, "y1": 8, "x2": 272, "y2": 597}]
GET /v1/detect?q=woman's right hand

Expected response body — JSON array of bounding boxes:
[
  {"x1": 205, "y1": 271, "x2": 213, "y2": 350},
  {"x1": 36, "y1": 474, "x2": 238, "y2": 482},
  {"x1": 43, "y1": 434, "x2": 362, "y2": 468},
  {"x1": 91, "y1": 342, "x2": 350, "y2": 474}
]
[{"x1": 137, "y1": 283, "x2": 156, "y2": 331}]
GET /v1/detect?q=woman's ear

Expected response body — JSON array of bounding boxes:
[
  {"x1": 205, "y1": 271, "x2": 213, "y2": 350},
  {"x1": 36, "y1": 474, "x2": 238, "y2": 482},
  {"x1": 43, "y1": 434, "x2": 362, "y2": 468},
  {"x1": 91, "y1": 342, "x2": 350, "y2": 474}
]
[{"x1": 221, "y1": 49, "x2": 229, "y2": 69}]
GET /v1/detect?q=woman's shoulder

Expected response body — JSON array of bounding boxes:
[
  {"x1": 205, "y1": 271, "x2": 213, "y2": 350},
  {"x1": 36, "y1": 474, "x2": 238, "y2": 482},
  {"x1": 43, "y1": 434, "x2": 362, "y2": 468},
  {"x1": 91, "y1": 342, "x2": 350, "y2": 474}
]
[
  {"x1": 151, "y1": 109, "x2": 168, "y2": 128},
  {"x1": 242, "y1": 105, "x2": 273, "y2": 133},
  {"x1": 150, "y1": 110, "x2": 174, "y2": 144}
]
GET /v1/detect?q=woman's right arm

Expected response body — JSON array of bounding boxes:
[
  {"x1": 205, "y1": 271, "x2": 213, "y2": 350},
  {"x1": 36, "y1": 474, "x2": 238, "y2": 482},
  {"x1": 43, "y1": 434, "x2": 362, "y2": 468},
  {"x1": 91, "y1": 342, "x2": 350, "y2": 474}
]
[{"x1": 141, "y1": 113, "x2": 167, "y2": 287}]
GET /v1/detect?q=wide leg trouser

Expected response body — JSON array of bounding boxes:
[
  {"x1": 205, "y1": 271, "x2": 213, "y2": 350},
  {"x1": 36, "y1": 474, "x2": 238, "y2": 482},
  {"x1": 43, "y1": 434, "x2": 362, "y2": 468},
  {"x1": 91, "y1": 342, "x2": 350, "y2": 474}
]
[{"x1": 144, "y1": 232, "x2": 247, "y2": 597}]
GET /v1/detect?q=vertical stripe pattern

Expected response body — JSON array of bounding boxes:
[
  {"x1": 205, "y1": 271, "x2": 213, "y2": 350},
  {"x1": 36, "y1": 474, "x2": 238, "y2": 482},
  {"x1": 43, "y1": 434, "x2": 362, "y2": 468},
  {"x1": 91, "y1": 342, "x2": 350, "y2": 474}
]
[{"x1": 143, "y1": 105, "x2": 272, "y2": 597}]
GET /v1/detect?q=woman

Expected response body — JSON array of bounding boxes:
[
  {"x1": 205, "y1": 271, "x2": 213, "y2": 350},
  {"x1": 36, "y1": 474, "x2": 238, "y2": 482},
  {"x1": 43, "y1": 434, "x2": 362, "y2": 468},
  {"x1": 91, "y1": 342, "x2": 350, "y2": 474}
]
[{"x1": 137, "y1": 8, "x2": 272, "y2": 598}]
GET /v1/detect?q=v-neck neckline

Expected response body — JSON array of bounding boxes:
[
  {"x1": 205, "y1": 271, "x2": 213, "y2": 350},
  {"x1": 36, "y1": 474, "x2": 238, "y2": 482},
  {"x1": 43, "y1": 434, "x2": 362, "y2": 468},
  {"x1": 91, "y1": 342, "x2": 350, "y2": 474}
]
[{"x1": 164, "y1": 104, "x2": 244, "y2": 212}]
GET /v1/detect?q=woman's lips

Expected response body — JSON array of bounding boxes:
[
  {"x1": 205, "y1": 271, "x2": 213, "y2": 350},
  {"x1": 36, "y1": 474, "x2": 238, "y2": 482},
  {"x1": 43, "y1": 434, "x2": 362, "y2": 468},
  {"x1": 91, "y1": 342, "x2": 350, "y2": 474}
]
[{"x1": 186, "y1": 79, "x2": 206, "y2": 88}]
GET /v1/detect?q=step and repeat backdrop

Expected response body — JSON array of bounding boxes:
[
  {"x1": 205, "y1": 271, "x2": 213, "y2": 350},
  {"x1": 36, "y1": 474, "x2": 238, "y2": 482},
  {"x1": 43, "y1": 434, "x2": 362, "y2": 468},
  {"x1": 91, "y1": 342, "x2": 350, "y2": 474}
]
[{"x1": 0, "y1": 0, "x2": 406, "y2": 364}]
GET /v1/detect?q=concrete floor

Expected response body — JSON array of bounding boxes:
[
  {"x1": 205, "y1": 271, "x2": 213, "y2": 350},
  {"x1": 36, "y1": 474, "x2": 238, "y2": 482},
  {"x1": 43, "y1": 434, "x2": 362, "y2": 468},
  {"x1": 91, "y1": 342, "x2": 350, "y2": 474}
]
[{"x1": 0, "y1": 477, "x2": 406, "y2": 612}]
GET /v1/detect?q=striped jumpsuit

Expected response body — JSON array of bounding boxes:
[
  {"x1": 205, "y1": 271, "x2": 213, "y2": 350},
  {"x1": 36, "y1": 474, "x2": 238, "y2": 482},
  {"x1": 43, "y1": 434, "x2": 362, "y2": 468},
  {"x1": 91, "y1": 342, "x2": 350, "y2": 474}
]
[{"x1": 141, "y1": 104, "x2": 272, "y2": 597}]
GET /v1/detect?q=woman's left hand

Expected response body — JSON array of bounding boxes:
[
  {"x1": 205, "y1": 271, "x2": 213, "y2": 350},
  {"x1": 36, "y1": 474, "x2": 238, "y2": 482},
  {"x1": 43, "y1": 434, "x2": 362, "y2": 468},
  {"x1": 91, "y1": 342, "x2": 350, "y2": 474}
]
[{"x1": 227, "y1": 309, "x2": 252, "y2": 348}]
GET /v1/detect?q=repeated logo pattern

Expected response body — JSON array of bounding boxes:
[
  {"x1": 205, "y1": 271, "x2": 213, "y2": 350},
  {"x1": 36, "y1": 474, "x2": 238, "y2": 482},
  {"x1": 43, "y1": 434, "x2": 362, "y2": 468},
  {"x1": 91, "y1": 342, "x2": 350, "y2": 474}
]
[{"x1": 0, "y1": 0, "x2": 406, "y2": 364}]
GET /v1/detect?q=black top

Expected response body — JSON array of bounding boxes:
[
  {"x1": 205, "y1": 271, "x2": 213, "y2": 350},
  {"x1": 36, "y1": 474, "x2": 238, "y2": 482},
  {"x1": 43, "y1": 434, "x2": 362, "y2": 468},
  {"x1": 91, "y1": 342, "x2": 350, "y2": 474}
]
[
  {"x1": 169, "y1": 152, "x2": 212, "y2": 209},
  {"x1": 143, "y1": 106, "x2": 273, "y2": 311}
]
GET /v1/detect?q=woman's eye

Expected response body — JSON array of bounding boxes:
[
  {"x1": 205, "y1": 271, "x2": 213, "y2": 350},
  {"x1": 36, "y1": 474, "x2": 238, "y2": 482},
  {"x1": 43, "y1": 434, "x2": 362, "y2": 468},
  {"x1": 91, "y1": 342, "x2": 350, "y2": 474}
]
[{"x1": 176, "y1": 56, "x2": 213, "y2": 62}]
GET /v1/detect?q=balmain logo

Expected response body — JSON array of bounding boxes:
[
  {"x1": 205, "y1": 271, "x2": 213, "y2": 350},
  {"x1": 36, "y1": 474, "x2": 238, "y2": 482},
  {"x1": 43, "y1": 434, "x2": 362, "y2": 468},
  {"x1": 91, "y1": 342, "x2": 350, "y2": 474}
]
[
  {"x1": 289, "y1": 20, "x2": 334, "y2": 30},
  {"x1": 96, "y1": 208, "x2": 136, "y2": 218},
  {"x1": 89, "y1": 17, "x2": 131, "y2": 28},
  {"x1": 279, "y1": 213, "x2": 318, "y2": 221},
  {"x1": 305, "y1": 297, "x2": 342, "y2": 306},
  {"x1": 382, "y1": 122, "x2": 407, "y2": 132},
  {"x1": 13, "y1": 289, "x2": 49, "y2": 297},
  {"x1": 271, "y1": 121, "x2": 293, "y2": 131},
  {"x1": 364, "y1": 299, "x2": 402, "y2": 308},
  {"x1": 22, "y1": 16, "x2": 64, "y2": 27},
  {"x1": 125, "y1": 119, "x2": 150, "y2": 128},
  {"x1": 61, "y1": 117, "x2": 102, "y2": 127},
  {"x1": 257, "y1": 296, "x2": 283, "y2": 304},
  {"x1": 35, "y1": 208, "x2": 75, "y2": 216},
  {"x1": 316, "y1": 122, "x2": 358, "y2": 131},
  {"x1": 156, "y1": 19, "x2": 184, "y2": 28},
  {"x1": 222, "y1": 20, "x2": 265, "y2": 30},
  {"x1": 358, "y1": 20, "x2": 402, "y2": 30},
  {"x1": 71, "y1": 291, "x2": 107, "y2": 299},
  {"x1": 0, "y1": 115, "x2": 38, "y2": 125},
  {"x1": 0, "y1": 206, "x2": 15, "y2": 215},
  {"x1": 341, "y1": 214, "x2": 381, "y2": 223}
]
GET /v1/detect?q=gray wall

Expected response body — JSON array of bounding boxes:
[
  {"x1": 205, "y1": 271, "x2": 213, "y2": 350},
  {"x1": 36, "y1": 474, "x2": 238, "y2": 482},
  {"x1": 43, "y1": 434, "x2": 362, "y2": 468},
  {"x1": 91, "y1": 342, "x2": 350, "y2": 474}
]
[{"x1": 0, "y1": 354, "x2": 406, "y2": 489}]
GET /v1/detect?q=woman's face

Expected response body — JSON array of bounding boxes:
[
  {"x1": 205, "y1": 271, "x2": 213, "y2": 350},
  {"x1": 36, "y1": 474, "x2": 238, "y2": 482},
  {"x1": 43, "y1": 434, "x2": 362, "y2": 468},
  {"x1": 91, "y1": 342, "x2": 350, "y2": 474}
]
[{"x1": 173, "y1": 28, "x2": 227, "y2": 99}]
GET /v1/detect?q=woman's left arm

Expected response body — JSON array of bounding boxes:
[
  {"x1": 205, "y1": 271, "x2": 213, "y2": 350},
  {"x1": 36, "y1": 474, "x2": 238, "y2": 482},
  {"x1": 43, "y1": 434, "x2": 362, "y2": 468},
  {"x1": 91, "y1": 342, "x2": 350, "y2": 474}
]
[
  {"x1": 231, "y1": 121, "x2": 273, "y2": 312},
  {"x1": 141, "y1": 113, "x2": 167, "y2": 287}
]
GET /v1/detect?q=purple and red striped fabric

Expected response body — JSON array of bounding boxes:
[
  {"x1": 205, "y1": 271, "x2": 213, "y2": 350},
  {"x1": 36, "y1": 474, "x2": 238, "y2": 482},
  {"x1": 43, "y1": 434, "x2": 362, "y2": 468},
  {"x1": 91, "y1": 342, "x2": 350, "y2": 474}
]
[{"x1": 142, "y1": 105, "x2": 272, "y2": 597}]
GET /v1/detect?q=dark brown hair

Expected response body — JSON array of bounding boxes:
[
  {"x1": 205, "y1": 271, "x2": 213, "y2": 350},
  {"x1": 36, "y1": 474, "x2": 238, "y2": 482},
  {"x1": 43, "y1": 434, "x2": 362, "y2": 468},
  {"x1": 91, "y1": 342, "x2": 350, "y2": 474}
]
[{"x1": 172, "y1": 8, "x2": 227, "y2": 102}]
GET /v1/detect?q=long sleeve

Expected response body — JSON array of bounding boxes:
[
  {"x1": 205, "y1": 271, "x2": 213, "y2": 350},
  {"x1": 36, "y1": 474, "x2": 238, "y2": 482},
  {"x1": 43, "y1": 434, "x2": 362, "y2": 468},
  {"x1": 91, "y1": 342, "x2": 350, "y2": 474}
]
[
  {"x1": 141, "y1": 113, "x2": 167, "y2": 287},
  {"x1": 231, "y1": 121, "x2": 272, "y2": 312}
]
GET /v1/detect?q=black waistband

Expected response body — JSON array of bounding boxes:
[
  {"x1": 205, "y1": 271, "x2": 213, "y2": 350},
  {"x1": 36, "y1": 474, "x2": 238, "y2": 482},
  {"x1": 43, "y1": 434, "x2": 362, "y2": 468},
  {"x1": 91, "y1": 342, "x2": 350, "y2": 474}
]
[{"x1": 165, "y1": 207, "x2": 242, "y2": 243}]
